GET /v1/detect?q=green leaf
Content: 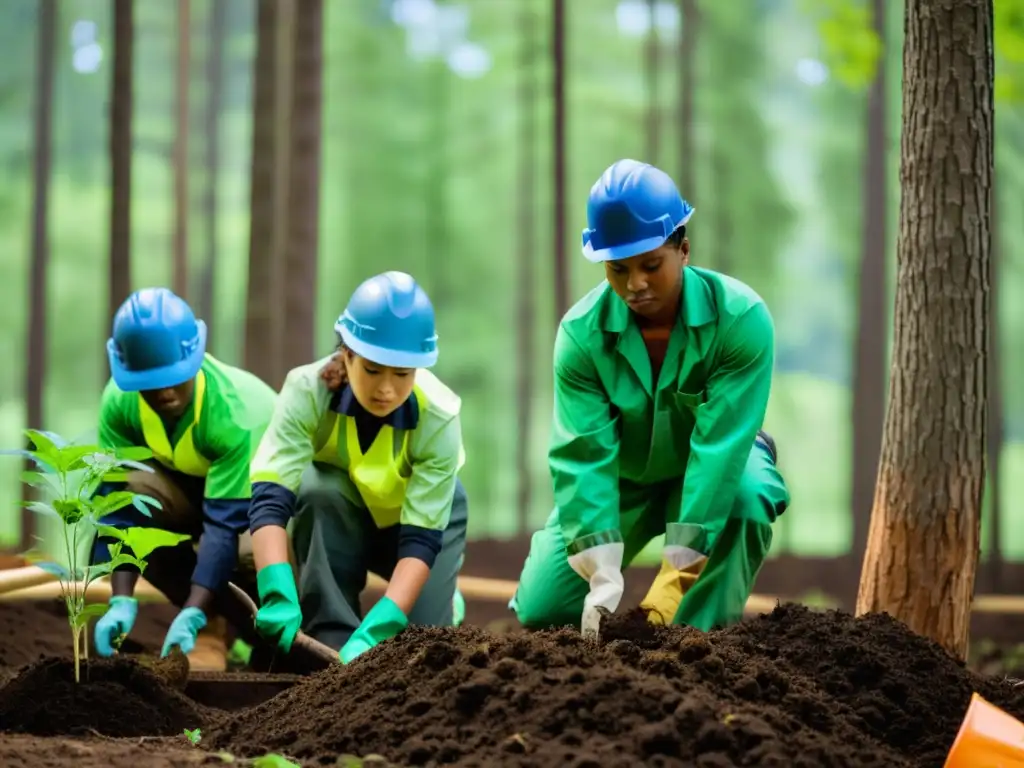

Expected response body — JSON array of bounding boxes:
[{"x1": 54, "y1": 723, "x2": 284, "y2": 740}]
[
  {"x1": 72, "y1": 603, "x2": 109, "y2": 629},
  {"x1": 114, "y1": 446, "x2": 153, "y2": 462},
  {"x1": 24, "y1": 429, "x2": 62, "y2": 463},
  {"x1": 53, "y1": 499, "x2": 85, "y2": 524},
  {"x1": 253, "y1": 756, "x2": 301, "y2": 768},
  {"x1": 56, "y1": 445, "x2": 102, "y2": 473},
  {"x1": 95, "y1": 524, "x2": 128, "y2": 542},
  {"x1": 21, "y1": 500, "x2": 59, "y2": 518},
  {"x1": 131, "y1": 494, "x2": 162, "y2": 517},
  {"x1": 121, "y1": 528, "x2": 191, "y2": 561},
  {"x1": 34, "y1": 561, "x2": 70, "y2": 579},
  {"x1": 92, "y1": 491, "x2": 137, "y2": 519}
]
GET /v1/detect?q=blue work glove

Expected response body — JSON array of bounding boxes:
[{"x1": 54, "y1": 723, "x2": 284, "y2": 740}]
[
  {"x1": 340, "y1": 597, "x2": 409, "y2": 664},
  {"x1": 94, "y1": 596, "x2": 139, "y2": 657},
  {"x1": 254, "y1": 563, "x2": 303, "y2": 652},
  {"x1": 161, "y1": 607, "x2": 208, "y2": 657}
]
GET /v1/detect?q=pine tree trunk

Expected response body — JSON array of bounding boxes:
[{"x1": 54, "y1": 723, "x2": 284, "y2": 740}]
[
  {"x1": 678, "y1": 0, "x2": 697, "y2": 199},
  {"x1": 855, "y1": 0, "x2": 993, "y2": 660},
  {"x1": 108, "y1": 0, "x2": 133, "y2": 323},
  {"x1": 173, "y1": 0, "x2": 190, "y2": 300}
]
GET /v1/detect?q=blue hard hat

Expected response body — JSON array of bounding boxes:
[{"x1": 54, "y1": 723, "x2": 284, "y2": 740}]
[
  {"x1": 581, "y1": 159, "x2": 695, "y2": 263},
  {"x1": 106, "y1": 288, "x2": 207, "y2": 392},
  {"x1": 335, "y1": 271, "x2": 439, "y2": 368}
]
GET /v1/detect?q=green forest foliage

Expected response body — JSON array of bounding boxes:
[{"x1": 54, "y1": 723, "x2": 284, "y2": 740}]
[{"x1": 2, "y1": 0, "x2": 1023, "y2": 562}]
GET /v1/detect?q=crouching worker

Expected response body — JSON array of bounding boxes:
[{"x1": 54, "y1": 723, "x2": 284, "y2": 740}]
[
  {"x1": 91, "y1": 288, "x2": 277, "y2": 659},
  {"x1": 510, "y1": 159, "x2": 790, "y2": 635},
  {"x1": 247, "y1": 271, "x2": 468, "y2": 664}
]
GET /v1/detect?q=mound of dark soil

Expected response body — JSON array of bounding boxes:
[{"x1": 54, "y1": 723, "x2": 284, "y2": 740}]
[
  {"x1": 0, "y1": 656, "x2": 206, "y2": 737},
  {"x1": 208, "y1": 603, "x2": 1024, "y2": 768},
  {"x1": 0, "y1": 600, "x2": 178, "y2": 668}
]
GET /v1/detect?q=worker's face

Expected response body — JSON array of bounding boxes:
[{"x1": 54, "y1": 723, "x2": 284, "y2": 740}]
[
  {"x1": 604, "y1": 237, "x2": 689, "y2": 322},
  {"x1": 344, "y1": 350, "x2": 416, "y2": 418},
  {"x1": 140, "y1": 379, "x2": 195, "y2": 420}
]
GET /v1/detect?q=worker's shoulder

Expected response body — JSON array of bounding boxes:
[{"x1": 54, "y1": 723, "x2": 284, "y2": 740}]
[
  {"x1": 414, "y1": 368, "x2": 462, "y2": 421},
  {"x1": 557, "y1": 281, "x2": 616, "y2": 342},
  {"x1": 692, "y1": 267, "x2": 770, "y2": 321},
  {"x1": 99, "y1": 376, "x2": 134, "y2": 415},
  {"x1": 280, "y1": 356, "x2": 334, "y2": 396},
  {"x1": 201, "y1": 355, "x2": 277, "y2": 424},
  {"x1": 203, "y1": 355, "x2": 276, "y2": 399}
]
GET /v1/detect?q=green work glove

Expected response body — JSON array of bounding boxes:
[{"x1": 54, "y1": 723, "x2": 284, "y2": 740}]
[
  {"x1": 254, "y1": 563, "x2": 302, "y2": 652},
  {"x1": 161, "y1": 607, "x2": 207, "y2": 657},
  {"x1": 339, "y1": 596, "x2": 408, "y2": 664},
  {"x1": 94, "y1": 596, "x2": 138, "y2": 657},
  {"x1": 453, "y1": 588, "x2": 466, "y2": 627}
]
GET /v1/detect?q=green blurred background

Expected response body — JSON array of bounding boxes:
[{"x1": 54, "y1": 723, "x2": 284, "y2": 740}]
[{"x1": 1, "y1": 0, "x2": 1022, "y2": 571}]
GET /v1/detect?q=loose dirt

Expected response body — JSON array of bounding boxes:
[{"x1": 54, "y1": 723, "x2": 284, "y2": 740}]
[
  {"x1": 207, "y1": 604, "x2": 1024, "y2": 768},
  {"x1": 0, "y1": 656, "x2": 208, "y2": 737}
]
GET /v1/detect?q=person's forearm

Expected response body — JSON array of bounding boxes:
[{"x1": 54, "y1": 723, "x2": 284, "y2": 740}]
[
  {"x1": 252, "y1": 525, "x2": 291, "y2": 571},
  {"x1": 184, "y1": 584, "x2": 215, "y2": 612},
  {"x1": 384, "y1": 557, "x2": 431, "y2": 615},
  {"x1": 111, "y1": 570, "x2": 140, "y2": 597}
]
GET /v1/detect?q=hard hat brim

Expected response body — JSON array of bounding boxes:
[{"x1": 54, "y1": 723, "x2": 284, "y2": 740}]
[
  {"x1": 339, "y1": 326, "x2": 438, "y2": 369},
  {"x1": 106, "y1": 322, "x2": 208, "y2": 392},
  {"x1": 582, "y1": 233, "x2": 670, "y2": 264}
]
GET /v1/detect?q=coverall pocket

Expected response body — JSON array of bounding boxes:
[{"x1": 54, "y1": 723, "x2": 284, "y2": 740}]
[{"x1": 669, "y1": 389, "x2": 706, "y2": 412}]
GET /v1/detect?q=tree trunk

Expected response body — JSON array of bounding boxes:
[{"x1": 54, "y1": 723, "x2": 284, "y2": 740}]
[
  {"x1": 516, "y1": 1, "x2": 537, "y2": 535},
  {"x1": 849, "y1": 0, "x2": 888, "y2": 591},
  {"x1": 23, "y1": 0, "x2": 56, "y2": 551},
  {"x1": 678, "y1": 0, "x2": 697, "y2": 199},
  {"x1": 552, "y1": 0, "x2": 569, "y2": 322},
  {"x1": 196, "y1": 0, "x2": 225, "y2": 330},
  {"x1": 645, "y1": 0, "x2": 659, "y2": 164},
  {"x1": 173, "y1": 0, "x2": 190, "y2": 299},
  {"x1": 985, "y1": 179, "x2": 1003, "y2": 591},
  {"x1": 281, "y1": 0, "x2": 322, "y2": 374},
  {"x1": 243, "y1": 0, "x2": 291, "y2": 387},
  {"x1": 108, "y1": 0, "x2": 133, "y2": 323},
  {"x1": 855, "y1": 0, "x2": 993, "y2": 660}
]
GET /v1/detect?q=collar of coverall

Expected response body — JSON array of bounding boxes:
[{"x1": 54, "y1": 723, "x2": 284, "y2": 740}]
[
  {"x1": 600, "y1": 265, "x2": 717, "y2": 333},
  {"x1": 331, "y1": 384, "x2": 421, "y2": 430}
]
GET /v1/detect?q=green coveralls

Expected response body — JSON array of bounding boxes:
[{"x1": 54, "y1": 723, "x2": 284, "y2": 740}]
[{"x1": 511, "y1": 266, "x2": 790, "y2": 631}]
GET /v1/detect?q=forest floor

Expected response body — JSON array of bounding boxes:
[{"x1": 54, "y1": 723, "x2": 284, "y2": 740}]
[{"x1": 1, "y1": 593, "x2": 1023, "y2": 767}]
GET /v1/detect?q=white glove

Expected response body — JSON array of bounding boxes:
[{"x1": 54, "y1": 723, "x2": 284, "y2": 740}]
[
  {"x1": 568, "y1": 542, "x2": 624, "y2": 639},
  {"x1": 663, "y1": 544, "x2": 707, "y2": 571}
]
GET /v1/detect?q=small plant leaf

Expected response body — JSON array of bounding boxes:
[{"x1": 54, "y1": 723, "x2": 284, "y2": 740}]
[
  {"x1": 95, "y1": 524, "x2": 128, "y2": 542},
  {"x1": 53, "y1": 499, "x2": 85, "y2": 524},
  {"x1": 253, "y1": 755, "x2": 301, "y2": 768},
  {"x1": 34, "y1": 561, "x2": 70, "y2": 579},
  {"x1": 121, "y1": 528, "x2": 191, "y2": 561},
  {"x1": 72, "y1": 603, "x2": 109, "y2": 629},
  {"x1": 131, "y1": 494, "x2": 162, "y2": 517},
  {"x1": 22, "y1": 500, "x2": 59, "y2": 518},
  {"x1": 113, "y1": 446, "x2": 153, "y2": 462},
  {"x1": 24, "y1": 429, "x2": 61, "y2": 461},
  {"x1": 183, "y1": 727, "x2": 202, "y2": 746}
]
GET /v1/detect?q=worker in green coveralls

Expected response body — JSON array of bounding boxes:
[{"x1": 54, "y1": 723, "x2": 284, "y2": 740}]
[
  {"x1": 510, "y1": 159, "x2": 790, "y2": 636},
  {"x1": 91, "y1": 288, "x2": 277, "y2": 659},
  {"x1": 247, "y1": 271, "x2": 468, "y2": 664}
]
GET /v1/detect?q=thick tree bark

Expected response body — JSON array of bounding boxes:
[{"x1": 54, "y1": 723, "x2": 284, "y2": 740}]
[
  {"x1": 849, "y1": 0, "x2": 888, "y2": 587},
  {"x1": 985, "y1": 181, "x2": 1003, "y2": 590},
  {"x1": 855, "y1": 0, "x2": 993, "y2": 660},
  {"x1": 281, "y1": 0, "x2": 322, "y2": 375},
  {"x1": 173, "y1": 0, "x2": 190, "y2": 300},
  {"x1": 23, "y1": 0, "x2": 56, "y2": 550},
  {"x1": 244, "y1": 0, "x2": 291, "y2": 387},
  {"x1": 108, "y1": 0, "x2": 133, "y2": 323}
]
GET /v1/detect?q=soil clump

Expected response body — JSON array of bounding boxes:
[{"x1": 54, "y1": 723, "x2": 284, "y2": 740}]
[
  {"x1": 0, "y1": 656, "x2": 208, "y2": 737},
  {"x1": 208, "y1": 603, "x2": 1024, "y2": 768}
]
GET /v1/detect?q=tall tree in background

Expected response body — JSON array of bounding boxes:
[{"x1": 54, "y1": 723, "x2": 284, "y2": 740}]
[
  {"x1": 516, "y1": 0, "x2": 538, "y2": 535},
  {"x1": 281, "y1": 0, "x2": 322, "y2": 373},
  {"x1": 108, "y1": 0, "x2": 133, "y2": 324},
  {"x1": 23, "y1": 0, "x2": 57, "y2": 551},
  {"x1": 986, "y1": 161, "x2": 1003, "y2": 590},
  {"x1": 849, "y1": 0, "x2": 887, "y2": 583},
  {"x1": 197, "y1": 0, "x2": 225, "y2": 329},
  {"x1": 645, "y1": 0, "x2": 660, "y2": 163},
  {"x1": 678, "y1": 0, "x2": 697, "y2": 198},
  {"x1": 856, "y1": 0, "x2": 993, "y2": 659},
  {"x1": 173, "y1": 0, "x2": 190, "y2": 300},
  {"x1": 244, "y1": 0, "x2": 293, "y2": 387},
  {"x1": 552, "y1": 0, "x2": 569, "y2": 322}
]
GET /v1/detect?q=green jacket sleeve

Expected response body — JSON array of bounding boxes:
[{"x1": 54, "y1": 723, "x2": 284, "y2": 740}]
[
  {"x1": 249, "y1": 368, "x2": 320, "y2": 493},
  {"x1": 401, "y1": 413, "x2": 462, "y2": 532},
  {"x1": 668, "y1": 302, "x2": 774, "y2": 554},
  {"x1": 549, "y1": 323, "x2": 621, "y2": 554}
]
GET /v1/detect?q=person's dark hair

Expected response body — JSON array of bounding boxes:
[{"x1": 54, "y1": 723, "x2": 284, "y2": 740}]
[
  {"x1": 320, "y1": 343, "x2": 349, "y2": 391},
  {"x1": 666, "y1": 226, "x2": 686, "y2": 249}
]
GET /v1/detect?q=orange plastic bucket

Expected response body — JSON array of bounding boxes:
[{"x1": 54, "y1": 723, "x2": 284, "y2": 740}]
[{"x1": 944, "y1": 692, "x2": 1024, "y2": 767}]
